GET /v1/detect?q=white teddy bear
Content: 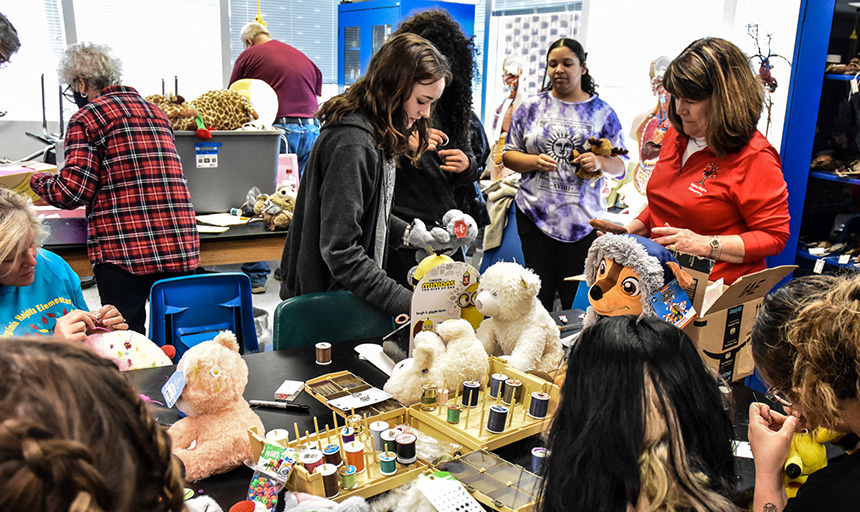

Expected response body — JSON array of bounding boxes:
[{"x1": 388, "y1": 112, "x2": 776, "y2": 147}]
[
  {"x1": 474, "y1": 262, "x2": 563, "y2": 374},
  {"x1": 383, "y1": 319, "x2": 489, "y2": 406}
]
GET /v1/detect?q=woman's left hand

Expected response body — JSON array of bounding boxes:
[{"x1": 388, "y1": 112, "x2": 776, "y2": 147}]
[
  {"x1": 92, "y1": 304, "x2": 128, "y2": 332},
  {"x1": 571, "y1": 151, "x2": 601, "y2": 175},
  {"x1": 651, "y1": 224, "x2": 710, "y2": 257},
  {"x1": 439, "y1": 149, "x2": 469, "y2": 173}
]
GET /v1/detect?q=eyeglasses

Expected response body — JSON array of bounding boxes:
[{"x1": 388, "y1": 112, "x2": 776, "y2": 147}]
[
  {"x1": 62, "y1": 85, "x2": 76, "y2": 104},
  {"x1": 765, "y1": 386, "x2": 793, "y2": 407}
]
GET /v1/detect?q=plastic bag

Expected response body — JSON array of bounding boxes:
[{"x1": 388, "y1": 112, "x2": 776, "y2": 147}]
[
  {"x1": 233, "y1": 186, "x2": 262, "y2": 217},
  {"x1": 247, "y1": 443, "x2": 298, "y2": 511}
]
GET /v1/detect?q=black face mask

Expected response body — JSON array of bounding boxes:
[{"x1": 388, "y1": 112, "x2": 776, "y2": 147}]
[{"x1": 73, "y1": 91, "x2": 88, "y2": 109}]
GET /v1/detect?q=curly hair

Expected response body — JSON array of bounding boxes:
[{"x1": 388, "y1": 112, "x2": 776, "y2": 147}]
[
  {"x1": 0, "y1": 339, "x2": 185, "y2": 512},
  {"x1": 753, "y1": 273, "x2": 860, "y2": 430},
  {"x1": 538, "y1": 316, "x2": 737, "y2": 512},
  {"x1": 394, "y1": 9, "x2": 476, "y2": 146},
  {"x1": 317, "y1": 33, "x2": 451, "y2": 164},
  {"x1": 0, "y1": 189, "x2": 44, "y2": 278},
  {"x1": 58, "y1": 42, "x2": 122, "y2": 91},
  {"x1": 0, "y1": 12, "x2": 20, "y2": 58},
  {"x1": 539, "y1": 38, "x2": 597, "y2": 97},
  {"x1": 663, "y1": 37, "x2": 764, "y2": 158}
]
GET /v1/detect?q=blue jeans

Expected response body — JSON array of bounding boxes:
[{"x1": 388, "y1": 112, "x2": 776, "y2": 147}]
[
  {"x1": 242, "y1": 261, "x2": 271, "y2": 287},
  {"x1": 274, "y1": 121, "x2": 320, "y2": 178}
]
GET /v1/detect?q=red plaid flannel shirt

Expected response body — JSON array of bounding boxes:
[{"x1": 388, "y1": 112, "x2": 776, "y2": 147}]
[{"x1": 31, "y1": 85, "x2": 200, "y2": 275}]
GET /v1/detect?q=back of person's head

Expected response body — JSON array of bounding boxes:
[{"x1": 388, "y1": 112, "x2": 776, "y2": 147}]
[
  {"x1": 394, "y1": 9, "x2": 476, "y2": 143},
  {"x1": 538, "y1": 316, "x2": 736, "y2": 512},
  {"x1": 58, "y1": 42, "x2": 122, "y2": 91},
  {"x1": 239, "y1": 22, "x2": 270, "y2": 46},
  {"x1": 540, "y1": 37, "x2": 597, "y2": 96},
  {"x1": 0, "y1": 339, "x2": 185, "y2": 512},
  {"x1": 317, "y1": 32, "x2": 451, "y2": 162},
  {"x1": 0, "y1": 189, "x2": 43, "y2": 272},
  {"x1": 663, "y1": 37, "x2": 763, "y2": 157},
  {"x1": 0, "y1": 12, "x2": 20, "y2": 58},
  {"x1": 753, "y1": 273, "x2": 860, "y2": 430}
]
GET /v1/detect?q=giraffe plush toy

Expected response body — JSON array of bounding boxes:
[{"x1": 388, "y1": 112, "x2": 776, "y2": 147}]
[{"x1": 146, "y1": 90, "x2": 258, "y2": 132}]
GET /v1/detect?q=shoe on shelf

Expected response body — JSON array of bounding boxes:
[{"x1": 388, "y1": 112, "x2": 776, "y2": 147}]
[{"x1": 251, "y1": 285, "x2": 266, "y2": 294}]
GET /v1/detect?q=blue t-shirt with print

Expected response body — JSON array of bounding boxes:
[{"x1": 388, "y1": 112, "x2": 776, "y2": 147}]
[
  {"x1": 0, "y1": 249, "x2": 88, "y2": 337},
  {"x1": 506, "y1": 92, "x2": 626, "y2": 242}
]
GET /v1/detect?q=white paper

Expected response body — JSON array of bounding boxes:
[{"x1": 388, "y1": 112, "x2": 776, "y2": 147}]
[
  {"x1": 196, "y1": 213, "x2": 252, "y2": 226},
  {"x1": 354, "y1": 343, "x2": 396, "y2": 376},
  {"x1": 327, "y1": 387, "x2": 392, "y2": 411},
  {"x1": 196, "y1": 225, "x2": 230, "y2": 233},
  {"x1": 733, "y1": 440, "x2": 753, "y2": 459},
  {"x1": 701, "y1": 278, "x2": 725, "y2": 315}
]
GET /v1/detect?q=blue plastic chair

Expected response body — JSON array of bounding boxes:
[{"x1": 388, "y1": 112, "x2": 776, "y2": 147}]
[
  {"x1": 480, "y1": 201, "x2": 525, "y2": 272},
  {"x1": 273, "y1": 290, "x2": 395, "y2": 350},
  {"x1": 148, "y1": 272, "x2": 259, "y2": 357},
  {"x1": 571, "y1": 280, "x2": 591, "y2": 311}
]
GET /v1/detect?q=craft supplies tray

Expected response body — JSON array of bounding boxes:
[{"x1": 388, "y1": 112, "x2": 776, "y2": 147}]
[
  {"x1": 437, "y1": 450, "x2": 542, "y2": 512},
  {"x1": 407, "y1": 358, "x2": 559, "y2": 451},
  {"x1": 305, "y1": 370, "x2": 404, "y2": 420},
  {"x1": 248, "y1": 407, "x2": 428, "y2": 502}
]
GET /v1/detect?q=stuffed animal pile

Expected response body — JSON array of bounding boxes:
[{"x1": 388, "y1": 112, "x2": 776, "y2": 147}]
[
  {"x1": 167, "y1": 331, "x2": 264, "y2": 482},
  {"x1": 253, "y1": 184, "x2": 297, "y2": 230},
  {"x1": 146, "y1": 90, "x2": 258, "y2": 133},
  {"x1": 474, "y1": 262, "x2": 563, "y2": 374},
  {"x1": 383, "y1": 318, "x2": 488, "y2": 406}
]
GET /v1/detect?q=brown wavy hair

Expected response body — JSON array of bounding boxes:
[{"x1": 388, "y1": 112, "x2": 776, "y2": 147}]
[
  {"x1": 663, "y1": 37, "x2": 764, "y2": 158},
  {"x1": 316, "y1": 32, "x2": 451, "y2": 164},
  {"x1": 0, "y1": 339, "x2": 185, "y2": 512},
  {"x1": 751, "y1": 273, "x2": 860, "y2": 430}
]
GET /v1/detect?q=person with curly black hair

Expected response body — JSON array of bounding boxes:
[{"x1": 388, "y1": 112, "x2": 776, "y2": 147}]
[{"x1": 385, "y1": 9, "x2": 486, "y2": 287}]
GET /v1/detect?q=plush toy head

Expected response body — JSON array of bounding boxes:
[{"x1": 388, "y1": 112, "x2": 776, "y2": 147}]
[
  {"x1": 569, "y1": 137, "x2": 629, "y2": 180},
  {"x1": 383, "y1": 331, "x2": 445, "y2": 406},
  {"x1": 784, "y1": 427, "x2": 841, "y2": 498},
  {"x1": 475, "y1": 261, "x2": 541, "y2": 321},
  {"x1": 168, "y1": 331, "x2": 264, "y2": 481},
  {"x1": 583, "y1": 233, "x2": 691, "y2": 325},
  {"x1": 406, "y1": 209, "x2": 478, "y2": 262},
  {"x1": 253, "y1": 185, "x2": 297, "y2": 230}
]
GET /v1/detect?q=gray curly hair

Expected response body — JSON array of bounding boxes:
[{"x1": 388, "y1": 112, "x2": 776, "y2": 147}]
[
  {"x1": 0, "y1": 12, "x2": 20, "y2": 58},
  {"x1": 58, "y1": 42, "x2": 122, "y2": 90}
]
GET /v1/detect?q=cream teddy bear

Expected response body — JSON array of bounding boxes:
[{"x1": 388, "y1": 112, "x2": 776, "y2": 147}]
[
  {"x1": 167, "y1": 331, "x2": 264, "y2": 482},
  {"x1": 474, "y1": 262, "x2": 563, "y2": 374}
]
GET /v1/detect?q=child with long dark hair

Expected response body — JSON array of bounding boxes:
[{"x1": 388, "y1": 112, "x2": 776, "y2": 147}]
[{"x1": 539, "y1": 316, "x2": 737, "y2": 512}]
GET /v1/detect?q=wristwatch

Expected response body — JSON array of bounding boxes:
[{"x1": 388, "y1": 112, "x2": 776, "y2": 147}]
[{"x1": 709, "y1": 236, "x2": 721, "y2": 259}]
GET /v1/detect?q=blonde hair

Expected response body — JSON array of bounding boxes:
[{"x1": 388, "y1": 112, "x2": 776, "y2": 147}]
[
  {"x1": 0, "y1": 189, "x2": 43, "y2": 277},
  {"x1": 239, "y1": 22, "x2": 270, "y2": 44}
]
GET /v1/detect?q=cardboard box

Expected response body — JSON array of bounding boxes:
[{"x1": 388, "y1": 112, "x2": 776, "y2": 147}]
[
  {"x1": 0, "y1": 163, "x2": 57, "y2": 201},
  {"x1": 673, "y1": 252, "x2": 795, "y2": 382}
]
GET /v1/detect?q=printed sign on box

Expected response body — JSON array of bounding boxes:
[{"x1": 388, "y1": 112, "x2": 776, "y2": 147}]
[{"x1": 410, "y1": 262, "x2": 481, "y2": 356}]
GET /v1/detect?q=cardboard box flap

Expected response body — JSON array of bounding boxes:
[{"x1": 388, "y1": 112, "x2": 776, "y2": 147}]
[{"x1": 702, "y1": 265, "x2": 796, "y2": 315}]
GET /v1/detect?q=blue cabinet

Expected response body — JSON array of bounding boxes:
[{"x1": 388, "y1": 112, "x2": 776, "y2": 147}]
[{"x1": 337, "y1": 0, "x2": 476, "y2": 88}]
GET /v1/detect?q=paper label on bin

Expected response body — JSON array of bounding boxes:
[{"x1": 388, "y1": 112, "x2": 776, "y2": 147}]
[
  {"x1": 327, "y1": 387, "x2": 391, "y2": 411},
  {"x1": 194, "y1": 142, "x2": 222, "y2": 168}
]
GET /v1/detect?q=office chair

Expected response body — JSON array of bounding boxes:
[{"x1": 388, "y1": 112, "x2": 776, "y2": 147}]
[
  {"x1": 273, "y1": 290, "x2": 395, "y2": 350},
  {"x1": 148, "y1": 272, "x2": 259, "y2": 357}
]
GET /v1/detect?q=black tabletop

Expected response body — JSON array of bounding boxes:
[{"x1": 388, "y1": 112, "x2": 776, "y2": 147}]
[{"x1": 125, "y1": 337, "x2": 387, "y2": 505}]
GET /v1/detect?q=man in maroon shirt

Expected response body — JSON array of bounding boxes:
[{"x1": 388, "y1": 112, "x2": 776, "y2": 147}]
[{"x1": 230, "y1": 22, "x2": 323, "y2": 291}]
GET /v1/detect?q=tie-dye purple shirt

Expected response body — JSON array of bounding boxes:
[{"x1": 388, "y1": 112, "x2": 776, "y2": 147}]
[{"x1": 507, "y1": 92, "x2": 626, "y2": 242}]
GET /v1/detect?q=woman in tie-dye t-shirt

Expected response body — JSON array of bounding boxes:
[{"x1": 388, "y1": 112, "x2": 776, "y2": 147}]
[{"x1": 503, "y1": 38, "x2": 627, "y2": 311}]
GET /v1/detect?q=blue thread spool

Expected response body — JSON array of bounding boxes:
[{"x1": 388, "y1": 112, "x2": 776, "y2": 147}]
[
  {"x1": 462, "y1": 380, "x2": 480, "y2": 408},
  {"x1": 487, "y1": 404, "x2": 509, "y2": 434},
  {"x1": 323, "y1": 444, "x2": 343, "y2": 467},
  {"x1": 489, "y1": 373, "x2": 508, "y2": 399},
  {"x1": 531, "y1": 447, "x2": 548, "y2": 473},
  {"x1": 528, "y1": 391, "x2": 550, "y2": 419},
  {"x1": 340, "y1": 427, "x2": 355, "y2": 443},
  {"x1": 379, "y1": 451, "x2": 397, "y2": 475}
]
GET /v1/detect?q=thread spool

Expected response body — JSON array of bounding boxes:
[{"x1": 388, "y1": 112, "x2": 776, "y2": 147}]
[
  {"x1": 487, "y1": 404, "x2": 508, "y2": 434},
  {"x1": 323, "y1": 444, "x2": 343, "y2": 467},
  {"x1": 346, "y1": 414, "x2": 363, "y2": 434},
  {"x1": 437, "y1": 388, "x2": 449, "y2": 406},
  {"x1": 343, "y1": 441, "x2": 366, "y2": 473},
  {"x1": 528, "y1": 391, "x2": 550, "y2": 419},
  {"x1": 420, "y1": 383, "x2": 438, "y2": 411},
  {"x1": 369, "y1": 421, "x2": 389, "y2": 451},
  {"x1": 395, "y1": 432, "x2": 417, "y2": 465},
  {"x1": 502, "y1": 379, "x2": 523, "y2": 405},
  {"x1": 315, "y1": 342, "x2": 332, "y2": 365},
  {"x1": 340, "y1": 426, "x2": 355, "y2": 444},
  {"x1": 447, "y1": 404, "x2": 462, "y2": 424},
  {"x1": 531, "y1": 447, "x2": 548, "y2": 474},
  {"x1": 381, "y1": 429, "x2": 398, "y2": 452},
  {"x1": 379, "y1": 451, "x2": 397, "y2": 476},
  {"x1": 299, "y1": 448, "x2": 324, "y2": 474},
  {"x1": 265, "y1": 428, "x2": 290, "y2": 446},
  {"x1": 489, "y1": 373, "x2": 508, "y2": 399},
  {"x1": 339, "y1": 465, "x2": 357, "y2": 490},
  {"x1": 462, "y1": 380, "x2": 480, "y2": 408},
  {"x1": 320, "y1": 463, "x2": 339, "y2": 498}
]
